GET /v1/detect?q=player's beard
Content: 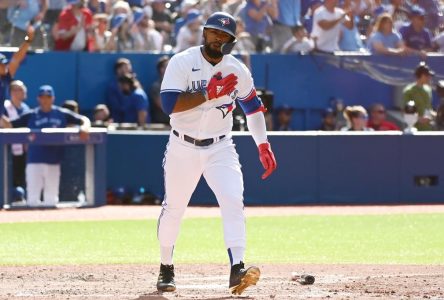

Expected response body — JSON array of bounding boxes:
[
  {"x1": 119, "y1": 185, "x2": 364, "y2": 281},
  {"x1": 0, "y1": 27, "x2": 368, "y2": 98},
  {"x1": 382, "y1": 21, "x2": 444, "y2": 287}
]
[{"x1": 203, "y1": 42, "x2": 223, "y2": 59}]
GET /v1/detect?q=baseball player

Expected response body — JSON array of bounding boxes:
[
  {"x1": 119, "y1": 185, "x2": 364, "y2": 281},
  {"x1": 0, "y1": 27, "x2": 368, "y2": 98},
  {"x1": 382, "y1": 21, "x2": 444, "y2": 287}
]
[
  {"x1": 156, "y1": 11, "x2": 277, "y2": 295},
  {"x1": 2, "y1": 85, "x2": 90, "y2": 207}
]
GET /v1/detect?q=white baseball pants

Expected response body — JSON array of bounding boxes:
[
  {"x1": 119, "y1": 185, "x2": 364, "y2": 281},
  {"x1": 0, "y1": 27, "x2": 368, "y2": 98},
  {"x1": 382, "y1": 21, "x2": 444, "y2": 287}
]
[
  {"x1": 26, "y1": 163, "x2": 60, "y2": 207},
  {"x1": 158, "y1": 132, "x2": 246, "y2": 249}
]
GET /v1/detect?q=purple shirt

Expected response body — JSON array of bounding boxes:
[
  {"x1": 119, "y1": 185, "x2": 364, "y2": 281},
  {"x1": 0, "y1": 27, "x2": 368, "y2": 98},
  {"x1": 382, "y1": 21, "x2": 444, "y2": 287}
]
[{"x1": 399, "y1": 24, "x2": 432, "y2": 50}]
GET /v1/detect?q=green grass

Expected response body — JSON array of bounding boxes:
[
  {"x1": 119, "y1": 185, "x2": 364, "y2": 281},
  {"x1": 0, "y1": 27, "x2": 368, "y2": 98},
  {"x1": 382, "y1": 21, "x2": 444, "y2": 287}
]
[{"x1": 0, "y1": 214, "x2": 443, "y2": 265}]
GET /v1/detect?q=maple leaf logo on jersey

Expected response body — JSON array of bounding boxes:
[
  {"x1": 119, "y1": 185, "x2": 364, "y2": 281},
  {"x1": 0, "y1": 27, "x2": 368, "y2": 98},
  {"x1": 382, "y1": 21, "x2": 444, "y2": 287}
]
[
  {"x1": 216, "y1": 101, "x2": 234, "y2": 119},
  {"x1": 219, "y1": 18, "x2": 230, "y2": 26}
]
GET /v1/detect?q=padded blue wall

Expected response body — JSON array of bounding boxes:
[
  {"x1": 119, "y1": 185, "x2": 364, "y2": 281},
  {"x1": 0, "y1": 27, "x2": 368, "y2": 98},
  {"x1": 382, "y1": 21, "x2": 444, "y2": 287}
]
[
  {"x1": 8, "y1": 51, "x2": 443, "y2": 129},
  {"x1": 106, "y1": 132, "x2": 444, "y2": 205}
]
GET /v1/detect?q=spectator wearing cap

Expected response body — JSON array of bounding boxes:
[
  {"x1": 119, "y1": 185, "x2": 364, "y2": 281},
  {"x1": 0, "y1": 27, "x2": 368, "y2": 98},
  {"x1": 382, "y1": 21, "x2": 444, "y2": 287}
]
[
  {"x1": 319, "y1": 107, "x2": 337, "y2": 130},
  {"x1": 4, "y1": 80, "x2": 30, "y2": 190},
  {"x1": 131, "y1": 7, "x2": 164, "y2": 51},
  {"x1": 366, "y1": 13, "x2": 406, "y2": 55},
  {"x1": 174, "y1": 9, "x2": 203, "y2": 53},
  {"x1": 275, "y1": 105, "x2": 294, "y2": 131},
  {"x1": 91, "y1": 13, "x2": 113, "y2": 52},
  {"x1": 116, "y1": 73, "x2": 149, "y2": 126},
  {"x1": 54, "y1": 0, "x2": 94, "y2": 51},
  {"x1": 0, "y1": 27, "x2": 34, "y2": 122},
  {"x1": 282, "y1": 23, "x2": 314, "y2": 53},
  {"x1": 311, "y1": 0, "x2": 353, "y2": 53},
  {"x1": 341, "y1": 105, "x2": 373, "y2": 131},
  {"x1": 1, "y1": 85, "x2": 91, "y2": 207},
  {"x1": 399, "y1": 6, "x2": 433, "y2": 54},
  {"x1": 109, "y1": 12, "x2": 134, "y2": 51},
  {"x1": 148, "y1": 55, "x2": 170, "y2": 124},
  {"x1": 173, "y1": 0, "x2": 199, "y2": 38},
  {"x1": 6, "y1": 0, "x2": 47, "y2": 48},
  {"x1": 367, "y1": 103, "x2": 400, "y2": 130},
  {"x1": 402, "y1": 62, "x2": 435, "y2": 130},
  {"x1": 411, "y1": 0, "x2": 440, "y2": 33}
]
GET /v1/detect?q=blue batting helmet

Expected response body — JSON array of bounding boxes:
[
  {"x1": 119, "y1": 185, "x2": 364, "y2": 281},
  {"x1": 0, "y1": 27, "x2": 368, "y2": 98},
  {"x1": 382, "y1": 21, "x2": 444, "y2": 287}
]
[{"x1": 204, "y1": 12, "x2": 237, "y2": 54}]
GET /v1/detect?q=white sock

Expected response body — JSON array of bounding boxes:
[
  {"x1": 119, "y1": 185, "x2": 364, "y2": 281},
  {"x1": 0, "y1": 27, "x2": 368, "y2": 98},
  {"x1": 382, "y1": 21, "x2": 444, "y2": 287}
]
[
  {"x1": 228, "y1": 247, "x2": 245, "y2": 266},
  {"x1": 160, "y1": 246, "x2": 174, "y2": 265}
]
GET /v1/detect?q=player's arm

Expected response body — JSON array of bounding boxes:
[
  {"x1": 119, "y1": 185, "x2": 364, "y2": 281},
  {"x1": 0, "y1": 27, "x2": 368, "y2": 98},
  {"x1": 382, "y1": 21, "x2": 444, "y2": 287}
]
[
  {"x1": 161, "y1": 72, "x2": 237, "y2": 114},
  {"x1": 63, "y1": 109, "x2": 91, "y2": 140},
  {"x1": 237, "y1": 88, "x2": 277, "y2": 179}
]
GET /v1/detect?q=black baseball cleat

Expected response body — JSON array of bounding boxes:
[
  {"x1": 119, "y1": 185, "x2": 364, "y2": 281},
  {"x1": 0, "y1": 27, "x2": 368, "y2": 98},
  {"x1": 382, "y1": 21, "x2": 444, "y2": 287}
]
[
  {"x1": 156, "y1": 264, "x2": 176, "y2": 292},
  {"x1": 229, "y1": 262, "x2": 260, "y2": 295}
]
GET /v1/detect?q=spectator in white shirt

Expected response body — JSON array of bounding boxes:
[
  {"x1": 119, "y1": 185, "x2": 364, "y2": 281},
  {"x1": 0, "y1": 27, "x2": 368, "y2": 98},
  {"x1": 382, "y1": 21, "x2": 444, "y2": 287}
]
[
  {"x1": 282, "y1": 24, "x2": 315, "y2": 53},
  {"x1": 311, "y1": 0, "x2": 352, "y2": 52}
]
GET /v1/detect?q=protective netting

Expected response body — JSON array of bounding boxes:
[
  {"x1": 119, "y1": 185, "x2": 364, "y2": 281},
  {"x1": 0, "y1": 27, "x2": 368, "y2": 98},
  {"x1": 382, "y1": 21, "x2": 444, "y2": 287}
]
[{"x1": 315, "y1": 52, "x2": 444, "y2": 87}]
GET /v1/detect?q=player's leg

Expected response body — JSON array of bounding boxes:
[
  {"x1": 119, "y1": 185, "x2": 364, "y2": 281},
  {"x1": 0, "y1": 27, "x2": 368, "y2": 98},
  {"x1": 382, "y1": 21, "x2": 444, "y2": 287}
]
[
  {"x1": 203, "y1": 139, "x2": 260, "y2": 295},
  {"x1": 156, "y1": 135, "x2": 203, "y2": 292},
  {"x1": 26, "y1": 163, "x2": 44, "y2": 207},
  {"x1": 42, "y1": 164, "x2": 60, "y2": 206}
]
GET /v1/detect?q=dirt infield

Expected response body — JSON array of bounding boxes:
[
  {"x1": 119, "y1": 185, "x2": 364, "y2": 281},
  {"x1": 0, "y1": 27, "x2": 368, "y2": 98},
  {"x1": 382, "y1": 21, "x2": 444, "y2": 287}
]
[
  {"x1": 1, "y1": 264, "x2": 443, "y2": 299},
  {"x1": 1, "y1": 205, "x2": 444, "y2": 299}
]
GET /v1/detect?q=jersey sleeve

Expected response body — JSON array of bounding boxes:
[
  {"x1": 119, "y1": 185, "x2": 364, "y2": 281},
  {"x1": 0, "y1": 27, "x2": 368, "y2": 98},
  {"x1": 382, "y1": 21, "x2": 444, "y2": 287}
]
[
  {"x1": 61, "y1": 108, "x2": 85, "y2": 126},
  {"x1": 236, "y1": 63, "x2": 264, "y2": 115},
  {"x1": 160, "y1": 54, "x2": 188, "y2": 93}
]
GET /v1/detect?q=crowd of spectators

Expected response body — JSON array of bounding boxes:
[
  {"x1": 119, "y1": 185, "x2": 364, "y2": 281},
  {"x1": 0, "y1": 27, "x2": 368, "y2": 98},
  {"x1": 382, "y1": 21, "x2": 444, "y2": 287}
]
[{"x1": 0, "y1": 0, "x2": 443, "y2": 54}]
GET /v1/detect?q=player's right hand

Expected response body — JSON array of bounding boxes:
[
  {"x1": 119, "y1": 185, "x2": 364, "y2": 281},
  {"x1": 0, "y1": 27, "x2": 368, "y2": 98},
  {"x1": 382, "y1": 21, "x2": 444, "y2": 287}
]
[
  {"x1": 206, "y1": 72, "x2": 238, "y2": 100},
  {"x1": 258, "y1": 142, "x2": 277, "y2": 179}
]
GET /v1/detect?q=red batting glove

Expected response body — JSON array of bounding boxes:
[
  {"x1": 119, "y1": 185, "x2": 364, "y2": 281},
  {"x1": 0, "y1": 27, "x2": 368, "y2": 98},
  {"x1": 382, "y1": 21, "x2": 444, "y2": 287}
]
[
  {"x1": 258, "y1": 142, "x2": 277, "y2": 179},
  {"x1": 205, "y1": 72, "x2": 238, "y2": 100}
]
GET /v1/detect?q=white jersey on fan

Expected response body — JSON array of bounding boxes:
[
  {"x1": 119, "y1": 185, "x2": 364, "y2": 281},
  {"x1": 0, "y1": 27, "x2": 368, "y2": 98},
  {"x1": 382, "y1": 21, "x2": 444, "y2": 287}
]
[{"x1": 161, "y1": 46, "x2": 255, "y2": 139}]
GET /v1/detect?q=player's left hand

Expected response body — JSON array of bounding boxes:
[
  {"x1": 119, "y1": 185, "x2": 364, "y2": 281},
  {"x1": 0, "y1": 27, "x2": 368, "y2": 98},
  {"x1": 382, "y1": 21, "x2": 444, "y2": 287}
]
[{"x1": 258, "y1": 142, "x2": 276, "y2": 179}]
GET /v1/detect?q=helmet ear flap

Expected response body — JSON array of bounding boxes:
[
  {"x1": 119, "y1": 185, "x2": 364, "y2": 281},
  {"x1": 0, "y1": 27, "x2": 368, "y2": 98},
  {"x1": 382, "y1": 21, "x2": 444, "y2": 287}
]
[{"x1": 221, "y1": 40, "x2": 237, "y2": 55}]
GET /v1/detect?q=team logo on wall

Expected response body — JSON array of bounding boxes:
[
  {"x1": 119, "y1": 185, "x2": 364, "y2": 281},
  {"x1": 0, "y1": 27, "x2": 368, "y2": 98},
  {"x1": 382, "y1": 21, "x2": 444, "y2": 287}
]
[
  {"x1": 219, "y1": 18, "x2": 230, "y2": 26},
  {"x1": 216, "y1": 101, "x2": 234, "y2": 118}
]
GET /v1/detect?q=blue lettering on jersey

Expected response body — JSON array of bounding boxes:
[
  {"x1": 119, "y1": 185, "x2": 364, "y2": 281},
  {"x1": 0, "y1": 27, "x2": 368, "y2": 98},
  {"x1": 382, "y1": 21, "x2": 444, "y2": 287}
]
[{"x1": 186, "y1": 80, "x2": 207, "y2": 92}]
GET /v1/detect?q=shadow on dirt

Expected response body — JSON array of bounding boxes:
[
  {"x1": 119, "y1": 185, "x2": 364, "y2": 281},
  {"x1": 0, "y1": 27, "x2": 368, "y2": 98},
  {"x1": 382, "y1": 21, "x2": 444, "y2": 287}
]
[{"x1": 134, "y1": 292, "x2": 253, "y2": 300}]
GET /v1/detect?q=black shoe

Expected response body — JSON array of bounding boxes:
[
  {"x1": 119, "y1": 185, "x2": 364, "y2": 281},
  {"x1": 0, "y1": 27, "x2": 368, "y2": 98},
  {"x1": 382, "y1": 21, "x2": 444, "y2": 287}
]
[
  {"x1": 156, "y1": 264, "x2": 176, "y2": 292},
  {"x1": 229, "y1": 262, "x2": 260, "y2": 295}
]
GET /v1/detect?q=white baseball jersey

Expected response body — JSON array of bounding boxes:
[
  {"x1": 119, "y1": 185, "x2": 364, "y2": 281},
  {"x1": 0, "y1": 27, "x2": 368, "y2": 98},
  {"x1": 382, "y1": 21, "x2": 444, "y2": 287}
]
[{"x1": 161, "y1": 46, "x2": 256, "y2": 139}]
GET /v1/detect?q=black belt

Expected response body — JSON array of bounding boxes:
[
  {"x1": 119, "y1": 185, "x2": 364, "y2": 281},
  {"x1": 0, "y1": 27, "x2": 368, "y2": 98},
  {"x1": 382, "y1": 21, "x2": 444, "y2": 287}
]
[{"x1": 173, "y1": 130, "x2": 225, "y2": 147}]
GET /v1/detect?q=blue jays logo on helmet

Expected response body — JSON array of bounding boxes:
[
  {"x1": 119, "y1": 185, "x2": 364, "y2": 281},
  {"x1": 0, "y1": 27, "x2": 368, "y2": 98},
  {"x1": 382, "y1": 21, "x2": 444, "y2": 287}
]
[
  {"x1": 219, "y1": 17, "x2": 231, "y2": 26},
  {"x1": 204, "y1": 12, "x2": 236, "y2": 39}
]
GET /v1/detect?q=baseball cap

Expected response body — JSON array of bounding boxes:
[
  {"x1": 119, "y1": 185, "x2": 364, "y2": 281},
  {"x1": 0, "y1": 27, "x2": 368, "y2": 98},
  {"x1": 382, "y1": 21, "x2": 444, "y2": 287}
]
[
  {"x1": 38, "y1": 85, "x2": 55, "y2": 97},
  {"x1": 111, "y1": 13, "x2": 128, "y2": 29},
  {"x1": 0, "y1": 53, "x2": 8, "y2": 64},
  {"x1": 415, "y1": 62, "x2": 435, "y2": 77},
  {"x1": 276, "y1": 104, "x2": 295, "y2": 113},
  {"x1": 67, "y1": 0, "x2": 81, "y2": 4},
  {"x1": 185, "y1": 9, "x2": 201, "y2": 25},
  {"x1": 132, "y1": 8, "x2": 145, "y2": 25},
  {"x1": 410, "y1": 5, "x2": 425, "y2": 17}
]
